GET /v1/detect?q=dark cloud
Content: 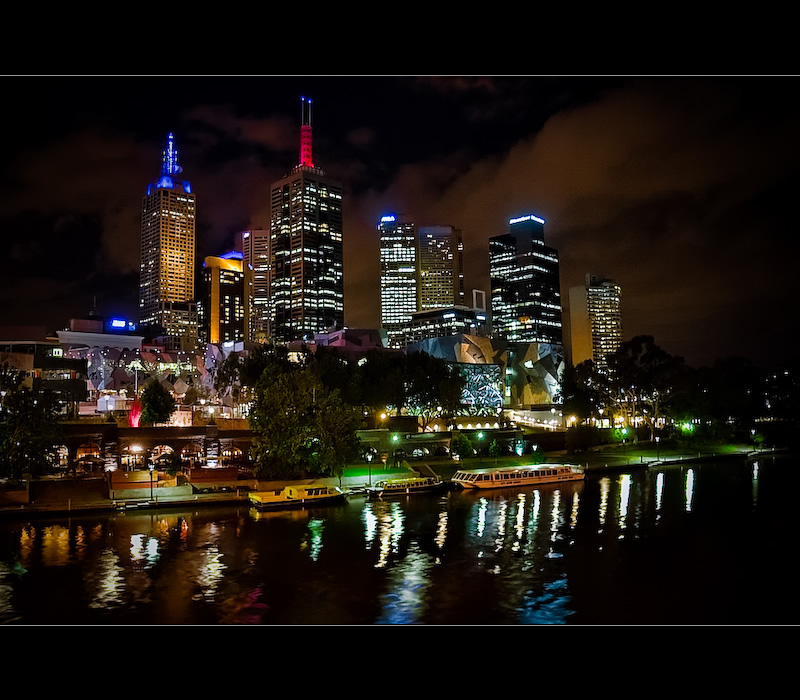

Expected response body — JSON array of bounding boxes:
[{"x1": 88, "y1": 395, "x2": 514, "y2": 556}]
[{"x1": 0, "y1": 75, "x2": 796, "y2": 368}]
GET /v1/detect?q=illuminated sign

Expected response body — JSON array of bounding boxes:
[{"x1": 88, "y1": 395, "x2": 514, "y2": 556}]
[
  {"x1": 380, "y1": 215, "x2": 396, "y2": 223},
  {"x1": 106, "y1": 319, "x2": 137, "y2": 333}
]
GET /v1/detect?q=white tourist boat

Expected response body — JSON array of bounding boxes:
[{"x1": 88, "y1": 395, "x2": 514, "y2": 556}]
[
  {"x1": 248, "y1": 483, "x2": 346, "y2": 510},
  {"x1": 451, "y1": 464, "x2": 584, "y2": 489},
  {"x1": 366, "y1": 475, "x2": 447, "y2": 499}
]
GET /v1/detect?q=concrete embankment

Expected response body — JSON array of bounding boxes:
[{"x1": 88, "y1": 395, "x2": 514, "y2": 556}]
[
  {"x1": 0, "y1": 469, "x2": 411, "y2": 517},
  {"x1": 0, "y1": 446, "x2": 779, "y2": 518}
]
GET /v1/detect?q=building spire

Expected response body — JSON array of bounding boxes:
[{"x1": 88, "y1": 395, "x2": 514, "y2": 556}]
[
  {"x1": 151, "y1": 132, "x2": 191, "y2": 194},
  {"x1": 162, "y1": 132, "x2": 183, "y2": 176},
  {"x1": 299, "y1": 96, "x2": 314, "y2": 168}
]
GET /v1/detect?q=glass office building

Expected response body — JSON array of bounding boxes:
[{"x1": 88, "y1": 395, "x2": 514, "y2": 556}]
[{"x1": 489, "y1": 214, "x2": 562, "y2": 344}]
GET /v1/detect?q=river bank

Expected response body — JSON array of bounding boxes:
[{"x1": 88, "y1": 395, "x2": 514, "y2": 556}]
[{"x1": 0, "y1": 442, "x2": 777, "y2": 518}]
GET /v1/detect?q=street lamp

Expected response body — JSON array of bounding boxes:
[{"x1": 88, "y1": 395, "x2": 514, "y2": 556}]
[
  {"x1": 149, "y1": 462, "x2": 154, "y2": 501},
  {"x1": 655, "y1": 436, "x2": 661, "y2": 461}
]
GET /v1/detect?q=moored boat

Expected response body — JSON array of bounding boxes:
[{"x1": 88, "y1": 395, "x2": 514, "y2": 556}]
[
  {"x1": 248, "y1": 483, "x2": 346, "y2": 510},
  {"x1": 366, "y1": 476, "x2": 447, "y2": 499},
  {"x1": 451, "y1": 464, "x2": 584, "y2": 489}
]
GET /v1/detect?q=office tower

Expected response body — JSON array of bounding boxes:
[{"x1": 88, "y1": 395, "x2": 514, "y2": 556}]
[
  {"x1": 489, "y1": 214, "x2": 562, "y2": 344},
  {"x1": 417, "y1": 225, "x2": 464, "y2": 310},
  {"x1": 269, "y1": 98, "x2": 344, "y2": 343},
  {"x1": 404, "y1": 306, "x2": 488, "y2": 346},
  {"x1": 241, "y1": 229, "x2": 270, "y2": 342},
  {"x1": 569, "y1": 273, "x2": 622, "y2": 370},
  {"x1": 198, "y1": 252, "x2": 253, "y2": 346},
  {"x1": 378, "y1": 214, "x2": 418, "y2": 348},
  {"x1": 139, "y1": 133, "x2": 198, "y2": 351}
]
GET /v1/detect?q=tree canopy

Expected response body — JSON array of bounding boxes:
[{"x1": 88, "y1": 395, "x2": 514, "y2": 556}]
[
  {"x1": 0, "y1": 362, "x2": 63, "y2": 479},
  {"x1": 248, "y1": 365, "x2": 362, "y2": 481},
  {"x1": 139, "y1": 379, "x2": 176, "y2": 426},
  {"x1": 244, "y1": 348, "x2": 467, "y2": 480}
]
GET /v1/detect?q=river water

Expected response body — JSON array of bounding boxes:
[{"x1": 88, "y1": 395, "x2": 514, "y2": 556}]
[{"x1": 1, "y1": 453, "x2": 796, "y2": 625}]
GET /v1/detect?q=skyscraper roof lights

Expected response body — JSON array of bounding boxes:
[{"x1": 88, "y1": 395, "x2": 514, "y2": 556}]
[{"x1": 509, "y1": 214, "x2": 545, "y2": 225}]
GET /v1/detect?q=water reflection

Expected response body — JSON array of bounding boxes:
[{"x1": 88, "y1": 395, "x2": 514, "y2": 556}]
[
  {"x1": 1, "y1": 455, "x2": 797, "y2": 624},
  {"x1": 655, "y1": 472, "x2": 664, "y2": 520},
  {"x1": 752, "y1": 460, "x2": 759, "y2": 505}
]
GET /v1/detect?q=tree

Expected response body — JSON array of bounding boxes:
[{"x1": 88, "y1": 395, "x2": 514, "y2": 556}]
[
  {"x1": 604, "y1": 336, "x2": 688, "y2": 439},
  {"x1": 449, "y1": 432, "x2": 473, "y2": 459},
  {"x1": 248, "y1": 365, "x2": 315, "y2": 479},
  {"x1": 248, "y1": 366, "x2": 362, "y2": 481},
  {"x1": 557, "y1": 360, "x2": 602, "y2": 423},
  {"x1": 309, "y1": 386, "x2": 362, "y2": 484},
  {"x1": 359, "y1": 349, "x2": 406, "y2": 416},
  {"x1": 139, "y1": 380, "x2": 176, "y2": 426},
  {"x1": 213, "y1": 344, "x2": 294, "y2": 409},
  {"x1": 0, "y1": 363, "x2": 63, "y2": 479},
  {"x1": 404, "y1": 351, "x2": 465, "y2": 430},
  {"x1": 305, "y1": 345, "x2": 363, "y2": 407}
]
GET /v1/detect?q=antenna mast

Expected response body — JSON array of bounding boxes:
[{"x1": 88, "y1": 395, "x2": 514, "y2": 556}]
[
  {"x1": 162, "y1": 132, "x2": 183, "y2": 176},
  {"x1": 299, "y1": 96, "x2": 314, "y2": 168}
]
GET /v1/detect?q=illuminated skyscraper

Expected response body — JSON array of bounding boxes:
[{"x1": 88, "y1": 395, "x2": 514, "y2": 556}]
[
  {"x1": 138, "y1": 133, "x2": 198, "y2": 350},
  {"x1": 489, "y1": 214, "x2": 562, "y2": 344},
  {"x1": 241, "y1": 229, "x2": 270, "y2": 342},
  {"x1": 379, "y1": 214, "x2": 418, "y2": 348},
  {"x1": 198, "y1": 252, "x2": 253, "y2": 346},
  {"x1": 269, "y1": 98, "x2": 344, "y2": 343},
  {"x1": 417, "y1": 225, "x2": 464, "y2": 310},
  {"x1": 568, "y1": 273, "x2": 622, "y2": 369}
]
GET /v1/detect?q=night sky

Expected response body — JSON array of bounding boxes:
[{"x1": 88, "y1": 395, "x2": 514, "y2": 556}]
[{"x1": 1, "y1": 75, "x2": 796, "y2": 369}]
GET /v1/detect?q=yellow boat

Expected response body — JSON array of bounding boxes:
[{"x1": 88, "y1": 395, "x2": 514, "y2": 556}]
[{"x1": 248, "y1": 483, "x2": 346, "y2": 510}]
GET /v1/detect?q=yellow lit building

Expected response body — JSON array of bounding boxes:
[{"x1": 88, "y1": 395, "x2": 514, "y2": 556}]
[
  {"x1": 568, "y1": 273, "x2": 622, "y2": 369},
  {"x1": 138, "y1": 133, "x2": 197, "y2": 351},
  {"x1": 198, "y1": 253, "x2": 252, "y2": 345}
]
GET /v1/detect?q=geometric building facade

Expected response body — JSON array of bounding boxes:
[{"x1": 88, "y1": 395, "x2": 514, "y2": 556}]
[{"x1": 408, "y1": 333, "x2": 565, "y2": 410}]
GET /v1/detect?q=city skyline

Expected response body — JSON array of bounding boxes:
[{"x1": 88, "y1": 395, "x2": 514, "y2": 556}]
[{"x1": 0, "y1": 75, "x2": 797, "y2": 369}]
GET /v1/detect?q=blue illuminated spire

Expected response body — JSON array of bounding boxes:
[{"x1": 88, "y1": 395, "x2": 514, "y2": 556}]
[
  {"x1": 149, "y1": 132, "x2": 191, "y2": 194},
  {"x1": 162, "y1": 132, "x2": 183, "y2": 176}
]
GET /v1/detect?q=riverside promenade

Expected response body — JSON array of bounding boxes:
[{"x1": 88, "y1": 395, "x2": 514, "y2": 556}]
[{"x1": 0, "y1": 442, "x2": 769, "y2": 517}]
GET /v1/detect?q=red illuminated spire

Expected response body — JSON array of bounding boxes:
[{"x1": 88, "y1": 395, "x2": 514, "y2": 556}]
[{"x1": 300, "y1": 96, "x2": 313, "y2": 168}]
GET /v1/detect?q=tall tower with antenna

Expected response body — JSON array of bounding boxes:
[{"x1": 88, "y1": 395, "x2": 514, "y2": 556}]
[
  {"x1": 138, "y1": 132, "x2": 198, "y2": 350},
  {"x1": 268, "y1": 97, "x2": 344, "y2": 343}
]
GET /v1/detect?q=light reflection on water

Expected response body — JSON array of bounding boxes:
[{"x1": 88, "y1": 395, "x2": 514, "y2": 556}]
[{"x1": 1, "y1": 454, "x2": 797, "y2": 625}]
